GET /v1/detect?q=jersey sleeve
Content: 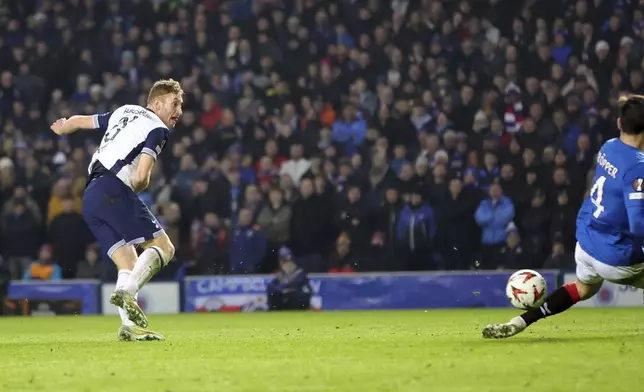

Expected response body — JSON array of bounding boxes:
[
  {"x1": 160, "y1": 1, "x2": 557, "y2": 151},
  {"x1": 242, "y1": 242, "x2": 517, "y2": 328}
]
[
  {"x1": 92, "y1": 112, "x2": 112, "y2": 132},
  {"x1": 623, "y1": 164, "x2": 644, "y2": 237},
  {"x1": 142, "y1": 127, "x2": 168, "y2": 160}
]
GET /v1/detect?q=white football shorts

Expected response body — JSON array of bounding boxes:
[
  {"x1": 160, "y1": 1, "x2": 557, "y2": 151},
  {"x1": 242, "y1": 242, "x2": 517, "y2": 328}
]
[{"x1": 575, "y1": 242, "x2": 644, "y2": 288}]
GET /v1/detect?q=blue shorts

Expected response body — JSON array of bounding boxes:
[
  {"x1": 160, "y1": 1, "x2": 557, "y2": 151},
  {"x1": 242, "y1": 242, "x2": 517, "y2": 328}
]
[{"x1": 82, "y1": 174, "x2": 164, "y2": 258}]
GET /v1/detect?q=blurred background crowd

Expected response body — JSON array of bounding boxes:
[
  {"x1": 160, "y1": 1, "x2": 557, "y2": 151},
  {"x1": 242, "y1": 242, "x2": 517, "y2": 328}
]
[{"x1": 0, "y1": 0, "x2": 637, "y2": 281}]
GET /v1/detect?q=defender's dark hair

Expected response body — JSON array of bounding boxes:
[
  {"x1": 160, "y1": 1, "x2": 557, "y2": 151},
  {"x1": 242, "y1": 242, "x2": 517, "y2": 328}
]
[{"x1": 618, "y1": 94, "x2": 644, "y2": 135}]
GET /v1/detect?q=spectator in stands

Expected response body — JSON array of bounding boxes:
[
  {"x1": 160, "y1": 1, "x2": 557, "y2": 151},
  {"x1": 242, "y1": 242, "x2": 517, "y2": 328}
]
[
  {"x1": 2, "y1": 197, "x2": 40, "y2": 280},
  {"x1": 23, "y1": 245, "x2": 62, "y2": 281},
  {"x1": 328, "y1": 233, "x2": 359, "y2": 273},
  {"x1": 334, "y1": 184, "x2": 372, "y2": 256},
  {"x1": 75, "y1": 245, "x2": 101, "y2": 280},
  {"x1": 550, "y1": 190, "x2": 577, "y2": 251},
  {"x1": 47, "y1": 179, "x2": 81, "y2": 225},
  {"x1": 241, "y1": 184, "x2": 263, "y2": 222},
  {"x1": 256, "y1": 187, "x2": 292, "y2": 273},
  {"x1": 239, "y1": 154, "x2": 258, "y2": 185},
  {"x1": 497, "y1": 223, "x2": 532, "y2": 271},
  {"x1": 267, "y1": 247, "x2": 311, "y2": 311},
  {"x1": 333, "y1": 104, "x2": 367, "y2": 156},
  {"x1": 173, "y1": 154, "x2": 201, "y2": 201},
  {"x1": 158, "y1": 202, "x2": 182, "y2": 256},
  {"x1": 0, "y1": 71, "x2": 20, "y2": 118},
  {"x1": 519, "y1": 190, "x2": 551, "y2": 266},
  {"x1": 279, "y1": 143, "x2": 311, "y2": 187},
  {"x1": 226, "y1": 170, "x2": 247, "y2": 226},
  {"x1": 375, "y1": 186, "x2": 403, "y2": 265},
  {"x1": 228, "y1": 208, "x2": 266, "y2": 274},
  {"x1": 290, "y1": 178, "x2": 326, "y2": 272},
  {"x1": 475, "y1": 182, "x2": 515, "y2": 268},
  {"x1": 191, "y1": 212, "x2": 227, "y2": 275},
  {"x1": 364, "y1": 231, "x2": 391, "y2": 271},
  {"x1": 437, "y1": 177, "x2": 479, "y2": 270},
  {"x1": 396, "y1": 188, "x2": 436, "y2": 271},
  {"x1": 0, "y1": 157, "x2": 16, "y2": 205},
  {"x1": 2, "y1": 186, "x2": 42, "y2": 225},
  {"x1": 543, "y1": 238, "x2": 575, "y2": 270},
  {"x1": 48, "y1": 197, "x2": 92, "y2": 278},
  {"x1": 390, "y1": 145, "x2": 411, "y2": 176},
  {"x1": 478, "y1": 152, "x2": 500, "y2": 193},
  {"x1": 19, "y1": 156, "x2": 51, "y2": 214}
]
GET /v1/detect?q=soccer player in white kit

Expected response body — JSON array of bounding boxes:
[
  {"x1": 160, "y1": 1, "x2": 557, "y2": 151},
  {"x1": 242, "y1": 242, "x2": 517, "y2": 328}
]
[{"x1": 50, "y1": 79, "x2": 183, "y2": 341}]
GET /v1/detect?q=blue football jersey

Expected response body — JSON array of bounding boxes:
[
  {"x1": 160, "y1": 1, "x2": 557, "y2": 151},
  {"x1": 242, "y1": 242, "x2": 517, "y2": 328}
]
[{"x1": 576, "y1": 138, "x2": 644, "y2": 266}]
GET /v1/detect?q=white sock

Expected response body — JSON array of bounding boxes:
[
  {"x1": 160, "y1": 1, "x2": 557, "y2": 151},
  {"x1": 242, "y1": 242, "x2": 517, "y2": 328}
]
[
  {"x1": 116, "y1": 270, "x2": 137, "y2": 326},
  {"x1": 510, "y1": 316, "x2": 527, "y2": 328},
  {"x1": 125, "y1": 247, "x2": 163, "y2": 295}
]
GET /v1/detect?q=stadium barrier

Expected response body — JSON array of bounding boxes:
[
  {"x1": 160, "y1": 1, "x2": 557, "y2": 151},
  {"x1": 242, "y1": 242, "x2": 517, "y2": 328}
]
[
  {"x1": 100, "y1": 282, "x2": 180, "y2": 315},
  {"x1": 183, "y1": 271, "x2": 560, "y2": 312},
  {"x1": 5, "y1": 280, "x2": 100, "y2": 315},
  {"x1": 8, "y1": 270, "x2": 642, "y2": 315}
]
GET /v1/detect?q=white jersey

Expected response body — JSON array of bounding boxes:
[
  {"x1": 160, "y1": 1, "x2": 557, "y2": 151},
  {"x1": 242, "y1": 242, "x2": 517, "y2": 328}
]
[{"x1": 88, "y1": 104, "x2": 169, "y2": 189}]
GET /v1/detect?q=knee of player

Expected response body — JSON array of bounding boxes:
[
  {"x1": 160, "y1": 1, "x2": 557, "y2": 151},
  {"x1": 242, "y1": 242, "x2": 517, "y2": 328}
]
[
  {"x1": 155, "y1": 243, "x2": 174, "y2": 265},
  {"x1": 156, "y1": 240, "x2": 175, "y2": 264},
  {"x1": 164, "y1": 241, "x2": 176, "y2": 262},
  {"x1": 150, "y1": 238, "x2": 175, "y2": 266},
  {"x1": 574, "y1": 280, "x2": 601, "y2": 300}
]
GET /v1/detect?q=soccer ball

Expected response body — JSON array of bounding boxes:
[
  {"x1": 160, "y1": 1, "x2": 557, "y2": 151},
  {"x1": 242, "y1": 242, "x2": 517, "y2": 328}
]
[{"x1": 505, "y1": 269, "x2": 548, "y2": 309}]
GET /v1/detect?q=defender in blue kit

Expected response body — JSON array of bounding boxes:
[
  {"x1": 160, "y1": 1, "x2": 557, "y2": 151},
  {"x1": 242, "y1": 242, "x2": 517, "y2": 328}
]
[{"x1": 483, "y1": 95, "x2": 644, "y2": 338}]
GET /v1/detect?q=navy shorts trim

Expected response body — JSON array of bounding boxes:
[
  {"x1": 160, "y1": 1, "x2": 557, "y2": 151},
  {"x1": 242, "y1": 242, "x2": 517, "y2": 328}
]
[{"x1": 82, "y1": 174, "x2": 164, "y2": 258}]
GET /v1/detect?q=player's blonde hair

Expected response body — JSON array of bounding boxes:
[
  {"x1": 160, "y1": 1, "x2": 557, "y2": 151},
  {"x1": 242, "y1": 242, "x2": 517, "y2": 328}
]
[
  {"x1": 618, "y1": 94, "x2": 644, "y2": 106},
  {"x1": 147, "y1": 79, "x2": 184, "y2": 104}
]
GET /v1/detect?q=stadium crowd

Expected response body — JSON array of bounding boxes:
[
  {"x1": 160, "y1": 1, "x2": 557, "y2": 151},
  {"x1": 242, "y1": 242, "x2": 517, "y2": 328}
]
[{"x1": 0, "y1": 0, "x2": 638, "y2": 281}]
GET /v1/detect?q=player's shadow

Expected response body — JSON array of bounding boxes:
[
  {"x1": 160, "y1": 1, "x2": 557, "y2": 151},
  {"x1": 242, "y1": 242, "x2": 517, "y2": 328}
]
[{"x1": 480, "y1": 333, "x2": 644, "y2": 344}]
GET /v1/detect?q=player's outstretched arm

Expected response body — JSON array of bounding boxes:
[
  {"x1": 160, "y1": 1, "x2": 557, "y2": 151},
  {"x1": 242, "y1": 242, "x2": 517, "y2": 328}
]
[
  {"x1": 50, "y1": 112, "x2": 111, "y2": 135},
  {"x1": 50, "y1": 116, "x2": 94, "y2": 135}
]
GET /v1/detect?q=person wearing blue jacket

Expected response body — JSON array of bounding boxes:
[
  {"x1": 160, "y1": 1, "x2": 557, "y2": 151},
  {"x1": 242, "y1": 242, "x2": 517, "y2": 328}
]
[
  {"x1": 474, "y1": 182, "x2": 515, "y2": 268},
  {"x1": 396, "y1": 188, "x2": 437, "y2": 271},
  {"x1": 332, "y1": 104, "x2": 367, "y2": 156},
  {"x1": 228, "y1": 208, "x2": 266, "y2": 274}
]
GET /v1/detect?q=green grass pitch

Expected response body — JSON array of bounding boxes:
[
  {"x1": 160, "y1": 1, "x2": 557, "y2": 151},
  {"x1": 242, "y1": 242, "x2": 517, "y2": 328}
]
[{"x1": 0, "y1": 309, "x2": 642, "y2": 392}]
